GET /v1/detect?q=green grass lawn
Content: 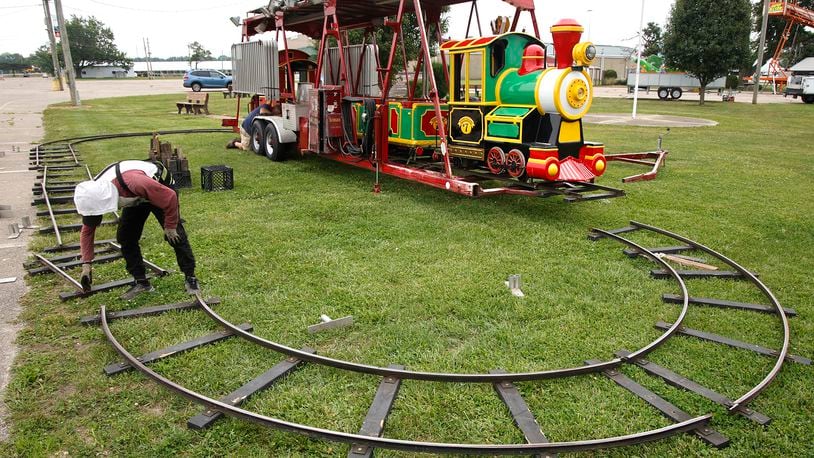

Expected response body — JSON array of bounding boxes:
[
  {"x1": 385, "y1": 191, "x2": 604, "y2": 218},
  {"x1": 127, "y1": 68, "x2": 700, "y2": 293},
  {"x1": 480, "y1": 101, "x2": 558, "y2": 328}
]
[{"x1": 2, "y1": 92, "x2": 812, "y2": 457}]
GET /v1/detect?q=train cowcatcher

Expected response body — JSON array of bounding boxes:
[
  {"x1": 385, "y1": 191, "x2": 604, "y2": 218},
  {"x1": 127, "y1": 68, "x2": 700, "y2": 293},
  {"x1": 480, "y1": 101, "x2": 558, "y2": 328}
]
[{"x1": 230, "y1": 0, "x2": 622, "y2": 201}]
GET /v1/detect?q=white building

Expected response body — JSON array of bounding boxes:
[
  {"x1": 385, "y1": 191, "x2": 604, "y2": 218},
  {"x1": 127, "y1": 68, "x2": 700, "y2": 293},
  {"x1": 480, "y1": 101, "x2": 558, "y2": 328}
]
[{"x1": 79, "y1": 65, "x2": 136, "y2": 78}]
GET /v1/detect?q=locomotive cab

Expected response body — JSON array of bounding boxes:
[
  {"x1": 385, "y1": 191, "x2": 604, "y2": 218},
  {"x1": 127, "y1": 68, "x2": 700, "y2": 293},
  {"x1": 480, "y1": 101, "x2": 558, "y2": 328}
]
[{"x1": 441, "y1": 19, "x2": 606, "y2": 182}]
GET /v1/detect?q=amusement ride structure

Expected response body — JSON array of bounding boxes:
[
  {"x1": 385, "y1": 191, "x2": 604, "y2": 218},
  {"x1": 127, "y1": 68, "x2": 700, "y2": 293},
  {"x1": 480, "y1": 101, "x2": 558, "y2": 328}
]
[{"x1": 226, "y1": 0, "x2": 624, "y2": 201}]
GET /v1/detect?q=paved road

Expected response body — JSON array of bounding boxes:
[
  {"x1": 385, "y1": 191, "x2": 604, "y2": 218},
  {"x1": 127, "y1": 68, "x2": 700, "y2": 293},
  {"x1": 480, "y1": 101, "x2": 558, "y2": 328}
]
[{"x1": 0, "y1": 76, "x2": 182, "y2": 442}]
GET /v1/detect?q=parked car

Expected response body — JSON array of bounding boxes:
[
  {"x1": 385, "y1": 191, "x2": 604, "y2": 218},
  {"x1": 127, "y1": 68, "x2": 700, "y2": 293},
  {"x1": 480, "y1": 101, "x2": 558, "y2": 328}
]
[{"x1": 183, "y1": 69, "x2": 232, "y2": 92}]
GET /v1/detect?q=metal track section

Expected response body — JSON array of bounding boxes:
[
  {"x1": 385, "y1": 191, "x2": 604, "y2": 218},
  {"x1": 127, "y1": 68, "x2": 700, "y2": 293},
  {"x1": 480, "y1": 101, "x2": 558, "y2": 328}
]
[
  {"x1": 348, "y1": 364, "x2": 405, "y2": 457},
  {"x1": 59, "y1": 276, "x2": 155, "y2": 301},
  {"x1": 190, "y1": 228, "x2": 690, "y2": 383},
  {"x1": 103, "y1": 323, "x2": 253, "y2": 376},
  {"x1": 188, "y1": 347, "x2": 314, "y2": 430},
  {"x1": 654, "y1": 322, "x2": 811, "y2": 365},
  {"x1": 40, "y1": 166, "x2": 62, "y2": 246},
  {"x1": 108, "y1": 242, "x2": 169, "y2": 276},
  {"x1": 80, "y1": 297, "x2": 222, "y2": 326},
  {"x1": 43, "y1": 239, "x2": 117, "y2": 253},
  {"x1": 597, "y1": 221, "x2": 794, "y2": 412},
  {"x1": 587, "y1": 360, "x2": 729, "y2": 448},
  {"x1": 614, "y1": 350, "x2": 771, "y2": 425},
  {"x1": 491, "y1": 369, "x2": 556, "y2": 458},
  {"x1": 661, "y1": 294, "x2": 797, "y2": 316},
  {"x1": 33, "y1": 253, "x2": 83, "y2": 291},
  {"x1": 650, "y1": 269, "x2": 745, "y2": 279},
  {"x1": 27, "y1": 252, "x2": 123, "y2": 276},
  {"x1": 100, "y1": 305, "x2": 711, "y2": 455}
]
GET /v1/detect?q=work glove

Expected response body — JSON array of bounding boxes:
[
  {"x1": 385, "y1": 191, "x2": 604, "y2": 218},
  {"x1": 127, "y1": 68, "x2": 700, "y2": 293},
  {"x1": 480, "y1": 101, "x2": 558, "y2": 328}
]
[
  {"x1": 80, "y1": 263, "x2": 93, "y2": 292},
  {"x1": 164, "y1": 227, "x2": 182, "y2": 245}
]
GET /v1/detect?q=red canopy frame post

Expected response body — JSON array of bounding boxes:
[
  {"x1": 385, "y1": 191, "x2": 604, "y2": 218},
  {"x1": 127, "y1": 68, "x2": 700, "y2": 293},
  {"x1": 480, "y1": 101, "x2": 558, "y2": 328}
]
[
  {"x1": 507, "y1": 0, "x2": 540, "y2": 38},
  {"x1": 411, "y1": 0, "x2": 452, "y2": 177},
  {"x1": 275, "y1": 12, "x2": 297, "y2": 101}
]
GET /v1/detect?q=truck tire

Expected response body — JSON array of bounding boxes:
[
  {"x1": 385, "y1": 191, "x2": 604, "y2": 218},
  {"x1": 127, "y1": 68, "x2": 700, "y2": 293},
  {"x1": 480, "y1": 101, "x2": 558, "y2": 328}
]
[
  {"x1": 250, "y1": 119, "x2": 266, "y2": 156},
  {"x1": 264, "y1": 123, "x2": 284, "y2": 161},
  {"x1": 803, "y1": 95, "x2": 814, "y2": 104},
  {"x1": 670, "y1": 88, "x2": 683, "y2": 100},
  {"x1": 658, "y1": 87, "x2": 669, "y2": 100}
]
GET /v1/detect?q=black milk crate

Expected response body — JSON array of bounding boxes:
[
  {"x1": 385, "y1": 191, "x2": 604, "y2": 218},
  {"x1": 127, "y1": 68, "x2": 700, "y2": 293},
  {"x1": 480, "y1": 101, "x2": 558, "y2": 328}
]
[
  {"x1": 171, "y1": 170, "x2": 192, "y2": 189},
  {"x1": 201, "y1": 165, "x2": 234, "y2": 192}
]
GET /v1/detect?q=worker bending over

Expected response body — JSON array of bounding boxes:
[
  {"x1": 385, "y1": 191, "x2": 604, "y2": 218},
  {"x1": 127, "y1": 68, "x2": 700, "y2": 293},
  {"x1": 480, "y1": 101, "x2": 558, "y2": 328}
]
[{"x1": 73, "y1": 160, "x2": 199, "y2": 300}]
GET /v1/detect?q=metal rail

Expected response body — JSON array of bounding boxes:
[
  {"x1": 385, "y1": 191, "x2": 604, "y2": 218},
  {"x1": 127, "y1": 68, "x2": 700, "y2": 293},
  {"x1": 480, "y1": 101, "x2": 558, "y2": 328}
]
[
  {"x1": 68, "y1": 144, "x2": 79, "y2": 164},
  {"x1": 34, "y1": 253, "x2": 83, "y2": 291},
  {"x1": 626, "y1": 221, "x2": 791, "y2": 411},
  {"x1": 193, "y1": 230, "x2": 689, "y2": 382},
  {"x1": 100, "y1": 305, "x2": 711, "y2": 455},
  {"x1": 108, "y1": 242, "x2": 168, "y2": 276},
  {"x1": 40, "y1": 167, "x2": 62, "y2": 246},
  {"x1": 33, "y1": 128, "x2": 232, "y2": 149}
]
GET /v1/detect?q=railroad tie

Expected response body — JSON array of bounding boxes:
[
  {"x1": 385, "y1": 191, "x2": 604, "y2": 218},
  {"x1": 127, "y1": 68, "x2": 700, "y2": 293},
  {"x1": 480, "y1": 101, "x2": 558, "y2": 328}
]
[
  {"x1": 80, "y1": 297, "x2": 222, "y2": 326},
  {"x1": 585, "y1": 359, "x2": 730, "y2": 448},
  {"x1": 491, "y1": 368, "x2": 556, "y2": 458},
  {"x1": 104, "y1": 323, "x2": 254, "y2": 376},
  {"x1": 615, "y1": 350, "x2": 771, "y2": 425},
  {"x1": 654, "y1": 322, "x2": 811, "y2": 365},
  {"x1": 187, "y1": 347, "x2": 315, "y2": 430},
  {"x1": 348, "y1": 364, "x2": 405, "y2": 458}
]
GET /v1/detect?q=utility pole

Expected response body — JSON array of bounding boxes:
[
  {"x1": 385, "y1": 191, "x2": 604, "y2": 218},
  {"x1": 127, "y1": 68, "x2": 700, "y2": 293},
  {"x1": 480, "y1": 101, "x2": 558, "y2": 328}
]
[
  {"x1": 632, "y1": 0, "x2": 645, "y2": 119},
  {"x1": 53, "y1": 0, "x2": 80, "y2": 106},
  {"x1": 41, "y1": 0, "x2": 64, "y2": 91},
  {"x1": 143, "y1": 37, "x2": 154, "y2": 80},
  {"x1": 147, "y1": 38, "x2": 154, "y2": 79},
  {"x1": 753, "y1": 0, "x2": 770, "y2": 105}
]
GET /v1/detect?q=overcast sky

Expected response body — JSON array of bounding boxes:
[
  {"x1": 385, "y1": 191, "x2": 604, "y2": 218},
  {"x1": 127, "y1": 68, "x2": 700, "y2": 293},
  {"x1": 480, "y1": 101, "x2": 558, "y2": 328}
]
[{"x1": 2, "y1": 1, "x2": 679, "y2": 59}]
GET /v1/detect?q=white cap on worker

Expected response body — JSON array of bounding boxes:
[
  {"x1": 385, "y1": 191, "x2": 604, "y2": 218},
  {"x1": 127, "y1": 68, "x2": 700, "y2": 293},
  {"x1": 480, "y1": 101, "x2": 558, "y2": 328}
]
[{"x1": 73, "y1": 180, "x2": 119, "y2": 216}]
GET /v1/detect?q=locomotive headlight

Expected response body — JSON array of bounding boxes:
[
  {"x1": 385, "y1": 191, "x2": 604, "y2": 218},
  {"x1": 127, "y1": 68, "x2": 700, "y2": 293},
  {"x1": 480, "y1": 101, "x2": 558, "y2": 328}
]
[{"x1": 573, "y1": 42, "x2": 596, "y2": 67}]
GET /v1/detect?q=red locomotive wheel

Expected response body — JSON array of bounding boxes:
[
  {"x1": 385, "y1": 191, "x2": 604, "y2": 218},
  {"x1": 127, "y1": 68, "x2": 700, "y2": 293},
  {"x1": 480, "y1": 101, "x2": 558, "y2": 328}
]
[
  {"x1": 486, "y1": 146, "x2": 506, "y2": 175},
  {"x1": 505, "y1": 149, "x2": 526, "y2": 178}
]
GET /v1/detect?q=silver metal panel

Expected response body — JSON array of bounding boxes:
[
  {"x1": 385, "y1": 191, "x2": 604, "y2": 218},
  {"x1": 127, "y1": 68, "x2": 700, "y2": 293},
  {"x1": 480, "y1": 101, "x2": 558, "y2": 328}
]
[
  {"x1": 231, "y1": 40, "x2": 280, "y2": 99},
  {"x1": 322, "y1": 44, "x2": 381, "y2": 97}
]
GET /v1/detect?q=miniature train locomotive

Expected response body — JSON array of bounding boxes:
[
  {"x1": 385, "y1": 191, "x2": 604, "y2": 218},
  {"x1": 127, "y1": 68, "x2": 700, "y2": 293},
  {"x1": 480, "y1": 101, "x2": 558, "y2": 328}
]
[{"x1": 428, "y1": 18, "x2": 605, "y2": 182}]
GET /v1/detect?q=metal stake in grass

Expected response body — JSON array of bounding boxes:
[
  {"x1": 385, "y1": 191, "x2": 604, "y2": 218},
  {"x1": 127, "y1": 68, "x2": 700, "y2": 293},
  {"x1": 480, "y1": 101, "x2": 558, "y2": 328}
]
[
  {"x1": 505, "y1": 274, "x2": 525, "y2": 297},
  {"x1": 7, "y1": 223, "x2": 21, "y2": 239},
  {"x1": 308, "y1": 314, "x2": 354, "y2": 333}
]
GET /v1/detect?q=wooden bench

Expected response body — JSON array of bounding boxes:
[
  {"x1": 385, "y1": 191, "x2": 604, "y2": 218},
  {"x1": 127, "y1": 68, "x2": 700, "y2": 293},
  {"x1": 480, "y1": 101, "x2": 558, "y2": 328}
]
[{"x1": 176, "y1": 92, "x2": 209, "y2": 115}]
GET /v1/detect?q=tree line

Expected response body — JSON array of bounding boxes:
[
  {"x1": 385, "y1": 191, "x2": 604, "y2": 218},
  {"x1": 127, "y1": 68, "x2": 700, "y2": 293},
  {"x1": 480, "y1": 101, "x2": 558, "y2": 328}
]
[{"x1": 1, "y1": 16, "x2": 221, "y2": 77}]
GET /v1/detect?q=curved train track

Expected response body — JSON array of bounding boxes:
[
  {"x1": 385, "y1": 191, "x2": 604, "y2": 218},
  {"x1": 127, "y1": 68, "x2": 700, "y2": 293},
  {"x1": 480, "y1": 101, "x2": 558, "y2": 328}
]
[{"x1": 29, "y1": 133, "x2": 808, "y2": 455}]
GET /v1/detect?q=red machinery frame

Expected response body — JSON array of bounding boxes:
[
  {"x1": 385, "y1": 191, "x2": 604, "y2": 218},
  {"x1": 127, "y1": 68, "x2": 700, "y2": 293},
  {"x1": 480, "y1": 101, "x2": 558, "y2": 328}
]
[{"x1": 239, "y1": 0, "x2": 621, "y2": 201}]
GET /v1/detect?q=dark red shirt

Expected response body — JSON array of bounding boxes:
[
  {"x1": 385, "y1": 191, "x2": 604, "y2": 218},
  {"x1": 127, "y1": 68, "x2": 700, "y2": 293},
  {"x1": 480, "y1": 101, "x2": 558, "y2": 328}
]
[{"x1": 80, "y1": 170, "x2": 178, "y2": 262}]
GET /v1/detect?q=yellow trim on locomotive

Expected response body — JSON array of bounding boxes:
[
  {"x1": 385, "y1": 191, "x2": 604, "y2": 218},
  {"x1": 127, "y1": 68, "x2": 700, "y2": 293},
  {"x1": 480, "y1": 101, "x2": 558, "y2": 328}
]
[
  {"x1": 559, "y1": 120, "x2": 581, "y2": 143},
  {"x1": 387, "y1": 137, "x2": 438, "y2": 147},
  {"x1": 550, "y1": 25, "x2": 584, "y2": 33},
  {"x1": 449, "y1": 49, "x2": 487, "y2": 105},
  {"x1": 566, "y1": 79, "x2": 589, "y2": 109},
  {"x1": 572, "y1": 42, "x2": 596, "y2": 67},
  {"x1": 552, "y1": 69, "x2": 593, "y2": 121}
]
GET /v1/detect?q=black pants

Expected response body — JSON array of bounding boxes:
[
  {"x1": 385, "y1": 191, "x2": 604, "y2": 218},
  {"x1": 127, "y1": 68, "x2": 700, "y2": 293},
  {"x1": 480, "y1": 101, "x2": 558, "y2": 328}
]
[{"x1": 117, "y1": 202, "x2": 195, "y2": 281}]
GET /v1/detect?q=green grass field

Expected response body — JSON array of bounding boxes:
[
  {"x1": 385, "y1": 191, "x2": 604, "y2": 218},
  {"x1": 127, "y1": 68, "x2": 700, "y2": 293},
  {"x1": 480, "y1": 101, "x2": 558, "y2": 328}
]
[{"x1": 1, "y1": 92, "x2": 812, "y2": 457}]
